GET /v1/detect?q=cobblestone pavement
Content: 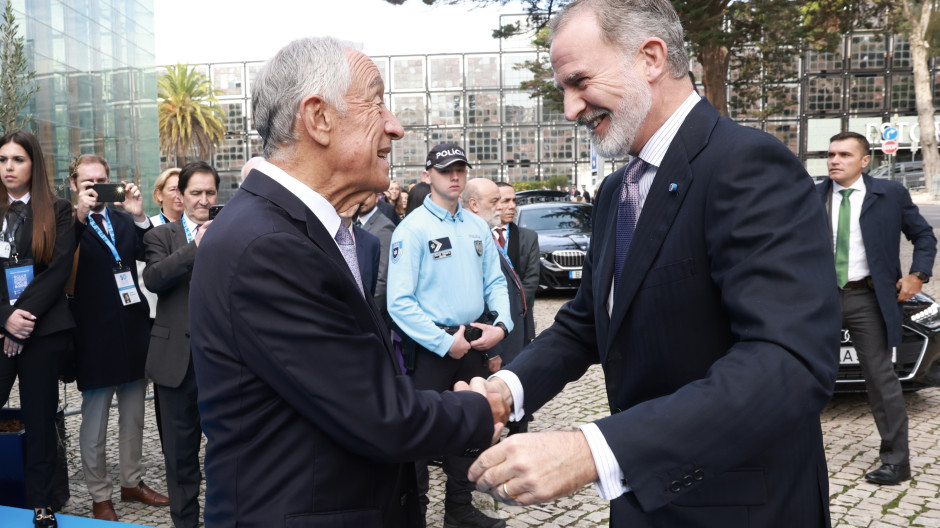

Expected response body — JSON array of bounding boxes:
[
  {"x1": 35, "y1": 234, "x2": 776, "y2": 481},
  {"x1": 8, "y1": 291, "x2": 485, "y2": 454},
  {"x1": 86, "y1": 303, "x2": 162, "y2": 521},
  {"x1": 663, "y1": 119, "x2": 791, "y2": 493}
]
[{"x1": 5, "y1": 202, "x2": 940, "y2": 527}]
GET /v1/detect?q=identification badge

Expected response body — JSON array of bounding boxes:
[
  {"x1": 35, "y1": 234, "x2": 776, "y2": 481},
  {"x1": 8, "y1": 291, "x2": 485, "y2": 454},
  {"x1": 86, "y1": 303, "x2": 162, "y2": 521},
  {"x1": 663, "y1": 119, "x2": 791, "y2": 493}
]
[
  {"x1": 474, "y1": 239, "x2": 483, "y2": 256},
  {"x1": 429, "y1": 237, "x2": 453, "y2": 260},
  {"x1": 113, "y1": 266, "x2": 141, "y2": 306},
  {"x1": 0, "y1": 241, "x2": 11, "y2": 259},
  {"x1": 4, "y1": 260, "x2": 33, "y2": 305}
]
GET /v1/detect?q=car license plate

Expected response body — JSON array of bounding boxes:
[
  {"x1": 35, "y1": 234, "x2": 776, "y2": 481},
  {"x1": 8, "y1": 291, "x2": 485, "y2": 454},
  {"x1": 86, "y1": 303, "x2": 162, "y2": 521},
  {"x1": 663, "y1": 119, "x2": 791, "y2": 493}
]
[
  {"x1": 839, "y1": 347, "x2": 897, "y2": 365},
  {"x1": 569, "y1": 270, "x2": 582, "y2": 279}
]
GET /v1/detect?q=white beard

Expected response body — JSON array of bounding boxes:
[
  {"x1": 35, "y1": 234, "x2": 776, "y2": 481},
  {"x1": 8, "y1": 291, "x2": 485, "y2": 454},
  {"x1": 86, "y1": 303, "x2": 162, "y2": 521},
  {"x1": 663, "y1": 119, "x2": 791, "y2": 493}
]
[{"x1": 582, "y1": 69, "x2": 652, "y2": 159}]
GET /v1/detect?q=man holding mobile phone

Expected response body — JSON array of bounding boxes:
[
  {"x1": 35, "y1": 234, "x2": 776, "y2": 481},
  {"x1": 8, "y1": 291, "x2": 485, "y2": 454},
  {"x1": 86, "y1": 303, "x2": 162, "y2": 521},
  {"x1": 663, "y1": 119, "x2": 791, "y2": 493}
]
[
  {"x1": 69, "y1": 154, "x2": 169, "y2": 521},
  {"x1": 143, "y1": 160, "x2": 218, "y2": 528}
]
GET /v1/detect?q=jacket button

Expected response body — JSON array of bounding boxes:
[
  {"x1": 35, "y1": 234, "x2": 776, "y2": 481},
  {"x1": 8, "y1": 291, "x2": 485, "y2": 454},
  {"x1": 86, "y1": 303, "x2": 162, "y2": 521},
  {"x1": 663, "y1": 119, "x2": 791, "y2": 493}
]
[
  {"x1": 693, "y1": 469, "x2": 705, "y2": 481},
  {"x1": 669, "y1": 480, "x2": 682, "y2": 493},
  {"x1": 400, "y1": 493, "x2": 407, "y2": 506},
  {"x1": 682, "y1": 475, "x2": 693, "y2": 487}
]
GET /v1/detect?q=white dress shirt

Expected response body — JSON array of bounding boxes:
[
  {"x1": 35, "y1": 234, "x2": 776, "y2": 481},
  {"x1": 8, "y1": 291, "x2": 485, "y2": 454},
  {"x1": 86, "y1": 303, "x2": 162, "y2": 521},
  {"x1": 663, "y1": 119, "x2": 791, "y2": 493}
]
[
  {"x1": 494, "y1": 90, "x2": 703, "y2": 501},
  {"x1": 830, "y1": 178, "x2": 870, "y2": 281},
  {"x1": 257, "y1": 160, "x2": 344, "y2": 252}
]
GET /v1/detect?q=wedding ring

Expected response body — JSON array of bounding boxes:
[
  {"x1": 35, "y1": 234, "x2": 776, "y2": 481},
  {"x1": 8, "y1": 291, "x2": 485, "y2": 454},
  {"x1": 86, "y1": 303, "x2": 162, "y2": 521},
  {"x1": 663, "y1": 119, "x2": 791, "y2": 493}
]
[{"x1": 503, "y1": 482, "x2": 518, "y2": 501}]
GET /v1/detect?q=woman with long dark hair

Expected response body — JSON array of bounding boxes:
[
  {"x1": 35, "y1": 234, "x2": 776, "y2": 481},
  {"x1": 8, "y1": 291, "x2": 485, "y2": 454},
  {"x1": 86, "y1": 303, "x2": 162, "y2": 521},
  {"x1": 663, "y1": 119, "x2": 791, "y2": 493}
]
[{"x1": 0, "y1": 130, "x2": 76, "y2": 527}]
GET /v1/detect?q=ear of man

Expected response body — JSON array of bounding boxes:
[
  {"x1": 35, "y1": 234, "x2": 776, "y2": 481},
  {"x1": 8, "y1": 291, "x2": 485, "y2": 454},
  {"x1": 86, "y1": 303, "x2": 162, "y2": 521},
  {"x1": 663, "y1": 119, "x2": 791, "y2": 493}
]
[
  {"x1": 300, "y1": 94, "x2": 333, "y2": 148},
  {"x1": 637, "y1": 37, "x2": 668, "y2": 82}
]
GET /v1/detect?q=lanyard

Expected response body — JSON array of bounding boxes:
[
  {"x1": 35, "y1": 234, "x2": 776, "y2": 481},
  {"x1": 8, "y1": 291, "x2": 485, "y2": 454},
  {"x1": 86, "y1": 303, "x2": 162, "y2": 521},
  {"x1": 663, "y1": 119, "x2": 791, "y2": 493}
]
[
  {"x1": 88, "y1": 213, "x2": 123, "y2": 267},
  {"x1": 3, "y1": 215, "x2": 25, "y2": 259},
  {"x1": 182, "y1": 219, "x2": 196, "y2": 243},
  {"x1": 496, "y1": 242, "x2": 516, "y2": 272},
  {"x1": 156, "y1": 212, "x2": 169, "y2": 225}
]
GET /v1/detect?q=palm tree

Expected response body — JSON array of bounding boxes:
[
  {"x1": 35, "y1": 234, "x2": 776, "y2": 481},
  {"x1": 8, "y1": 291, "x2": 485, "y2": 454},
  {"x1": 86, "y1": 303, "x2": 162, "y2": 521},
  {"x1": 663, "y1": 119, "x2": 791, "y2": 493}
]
[{"x1": 158, "y1": 64, "x2": 226, "y2": 166}]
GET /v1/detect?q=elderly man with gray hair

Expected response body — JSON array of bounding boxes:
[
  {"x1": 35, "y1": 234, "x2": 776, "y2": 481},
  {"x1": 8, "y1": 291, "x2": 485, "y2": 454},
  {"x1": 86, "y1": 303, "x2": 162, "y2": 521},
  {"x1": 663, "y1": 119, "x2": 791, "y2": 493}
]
[{"x1": 188, "y1": 37, "x2": 509, "y2": 528}]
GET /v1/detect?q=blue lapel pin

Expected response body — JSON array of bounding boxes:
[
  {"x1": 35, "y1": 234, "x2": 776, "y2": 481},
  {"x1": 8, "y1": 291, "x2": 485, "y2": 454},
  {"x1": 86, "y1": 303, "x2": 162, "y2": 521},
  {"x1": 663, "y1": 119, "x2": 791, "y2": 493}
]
[{"x1": 668, "y1": 183, "x2": 679, "y2": 193}]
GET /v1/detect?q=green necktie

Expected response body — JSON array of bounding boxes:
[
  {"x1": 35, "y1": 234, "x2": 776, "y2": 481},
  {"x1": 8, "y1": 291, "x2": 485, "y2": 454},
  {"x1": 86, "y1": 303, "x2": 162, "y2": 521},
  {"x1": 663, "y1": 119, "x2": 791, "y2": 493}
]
[{"x1": 835, "y1": 188, "x2": 854, "y2": 288}]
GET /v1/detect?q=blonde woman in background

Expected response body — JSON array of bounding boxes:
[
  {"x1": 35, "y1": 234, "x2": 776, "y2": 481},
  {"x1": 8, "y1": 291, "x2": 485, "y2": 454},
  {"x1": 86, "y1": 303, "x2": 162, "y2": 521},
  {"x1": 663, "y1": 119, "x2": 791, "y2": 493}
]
[{"x1": 151, "y1": 168, "x2": 183, "y2": 226}]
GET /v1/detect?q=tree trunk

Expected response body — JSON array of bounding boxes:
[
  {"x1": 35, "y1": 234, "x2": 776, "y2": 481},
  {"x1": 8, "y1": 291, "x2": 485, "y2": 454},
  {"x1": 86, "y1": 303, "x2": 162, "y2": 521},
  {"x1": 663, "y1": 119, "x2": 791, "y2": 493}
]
[
  {"x1": 904, "y1": 0, "x2": 940, "y2": 198},
  {"x1": 700, "y1": 43, "x2": 730, "y2": 117}
]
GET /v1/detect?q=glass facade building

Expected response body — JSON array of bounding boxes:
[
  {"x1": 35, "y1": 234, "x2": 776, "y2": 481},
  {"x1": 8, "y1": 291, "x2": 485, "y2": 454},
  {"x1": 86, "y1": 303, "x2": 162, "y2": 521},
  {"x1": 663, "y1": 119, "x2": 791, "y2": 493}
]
[
  {"x1": 17, "y1": 0, "x2": 158, "y2": 204},
  {"x1": 181, "y1": 17, "x2": 940, "y2": 197}
]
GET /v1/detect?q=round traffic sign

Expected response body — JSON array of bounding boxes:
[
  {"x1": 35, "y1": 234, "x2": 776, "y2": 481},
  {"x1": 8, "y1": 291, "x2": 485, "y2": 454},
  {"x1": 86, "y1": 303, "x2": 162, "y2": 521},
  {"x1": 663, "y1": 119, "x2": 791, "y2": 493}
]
[
  {"x1": 882, "y1": 139, "x2": 899, "y2": 155},
  {"x1": 883, "y1": 127, "x2": 899, "y2": 141}
]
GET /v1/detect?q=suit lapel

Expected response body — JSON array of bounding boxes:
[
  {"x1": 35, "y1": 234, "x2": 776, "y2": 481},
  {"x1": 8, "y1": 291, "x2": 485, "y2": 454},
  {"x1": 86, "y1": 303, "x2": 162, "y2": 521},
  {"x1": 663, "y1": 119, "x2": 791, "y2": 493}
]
[
  {"x1": 817, "y1": 180, "x2": 833, "y2": 235},
  {"x1": 169, "y1": 220, "x2": 188, "y2": 252},
  {"x1": 241, "y1": 172, "x2": 397, "y2": 363},
  {"x1": 84, "y1": 208, "x2": 120, "y2": 258},
  {"x1": 860, "y1": 173, "x2": 882, "y2": 218},
  {"x1": 593, "y1": 167, "x2": 624, "y2": 338},
  {"x1": 507, "y1": 222, "x2": 520, "y2": 267},
  {"x1": 605, "y1": 100, "x2": 714, "y2": 353}
]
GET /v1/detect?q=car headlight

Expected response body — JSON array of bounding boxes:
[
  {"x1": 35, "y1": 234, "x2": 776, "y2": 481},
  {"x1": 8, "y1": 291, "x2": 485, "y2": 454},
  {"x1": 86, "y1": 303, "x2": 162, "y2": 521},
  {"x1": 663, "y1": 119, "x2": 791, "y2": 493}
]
[{"x1": 910, "y1": 302, "x2": 940, "y2": 329}]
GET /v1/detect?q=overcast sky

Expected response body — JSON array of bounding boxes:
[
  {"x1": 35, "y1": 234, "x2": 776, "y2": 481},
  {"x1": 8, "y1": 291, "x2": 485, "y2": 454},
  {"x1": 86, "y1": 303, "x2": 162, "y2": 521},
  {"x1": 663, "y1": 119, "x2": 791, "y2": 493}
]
[{"x1": 154, "y1": 0, "x2": 528, "y2": 65}]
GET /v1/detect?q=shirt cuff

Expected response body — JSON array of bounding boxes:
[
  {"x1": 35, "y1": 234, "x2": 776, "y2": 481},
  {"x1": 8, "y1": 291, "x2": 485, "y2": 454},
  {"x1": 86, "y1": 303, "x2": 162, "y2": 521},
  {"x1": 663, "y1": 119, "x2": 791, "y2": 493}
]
[
  {"x1": 489, "y1": 370, "x2": 525, "y2": 422},
  {"x1": 134, "y1": 217, "x2": 152, "y2": 229},
  {"x1": 579, "y1": 422, "x2": 629, "y2": 500},
  {"x1": 431, "y1": 331, "x2": 454, "y2": 358}
]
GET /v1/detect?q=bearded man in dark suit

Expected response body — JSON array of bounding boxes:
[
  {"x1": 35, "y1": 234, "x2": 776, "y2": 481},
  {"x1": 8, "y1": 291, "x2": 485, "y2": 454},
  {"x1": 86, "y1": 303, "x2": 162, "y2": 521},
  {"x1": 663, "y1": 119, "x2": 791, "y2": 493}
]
[{"x1": 469, "y1": 1, "x2": 841, "y2": 526}]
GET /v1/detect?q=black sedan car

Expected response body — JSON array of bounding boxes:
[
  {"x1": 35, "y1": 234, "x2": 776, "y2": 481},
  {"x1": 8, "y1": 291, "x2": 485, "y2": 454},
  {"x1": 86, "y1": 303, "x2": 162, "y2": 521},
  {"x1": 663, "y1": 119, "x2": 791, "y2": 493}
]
[
  {"x1": 835, "y1": 292, "x2": 940, "y2": 393},
  {"x1": 515, "y1": 200, "x2": 592, "y2": 291}
]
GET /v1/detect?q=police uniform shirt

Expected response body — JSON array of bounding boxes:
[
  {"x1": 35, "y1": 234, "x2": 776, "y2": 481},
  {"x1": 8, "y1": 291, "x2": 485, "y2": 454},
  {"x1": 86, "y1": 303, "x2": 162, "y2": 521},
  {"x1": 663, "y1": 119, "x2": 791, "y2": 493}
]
[{"x1": 387, "y1": 195, "x2": 512, "y2": 357}]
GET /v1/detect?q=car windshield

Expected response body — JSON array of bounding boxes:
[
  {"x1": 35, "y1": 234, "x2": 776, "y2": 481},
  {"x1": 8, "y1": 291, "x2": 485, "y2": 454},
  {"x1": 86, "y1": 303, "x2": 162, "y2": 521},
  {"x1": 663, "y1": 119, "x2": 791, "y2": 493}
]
[{"x1": 518, "y1": 205, "x2": 592, "y2": 233}]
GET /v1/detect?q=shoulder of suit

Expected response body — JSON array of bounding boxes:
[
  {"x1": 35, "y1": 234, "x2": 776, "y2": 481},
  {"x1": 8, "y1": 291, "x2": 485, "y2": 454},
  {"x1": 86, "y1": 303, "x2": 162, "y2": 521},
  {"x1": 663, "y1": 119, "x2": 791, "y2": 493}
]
[
  {"x1": 144, "y1": 219, "x2": 178, "y2": 239},
  {"x1": 514, "y1": 223, "x2": 536, "y2": 237}
]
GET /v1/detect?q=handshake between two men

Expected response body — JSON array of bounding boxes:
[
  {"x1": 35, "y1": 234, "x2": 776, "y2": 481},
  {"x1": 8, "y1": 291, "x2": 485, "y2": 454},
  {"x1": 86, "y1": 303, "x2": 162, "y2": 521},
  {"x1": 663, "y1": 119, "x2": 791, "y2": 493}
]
[{"x1": 453, "y1": 376, "x2": 601, "y2": 508}]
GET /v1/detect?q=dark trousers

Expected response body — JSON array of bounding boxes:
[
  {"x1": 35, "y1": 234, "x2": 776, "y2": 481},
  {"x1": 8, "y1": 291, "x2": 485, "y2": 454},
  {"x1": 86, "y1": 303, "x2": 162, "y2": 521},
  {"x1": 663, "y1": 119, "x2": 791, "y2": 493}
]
[
  {"x1": 841, "y1": 288, "x2": 909, "y2": 465},
  {"x1": 0, "y1": 331, "x2": 69, "y2": 508},
  {"x1": 410, "y1": 346, "x2": 490, "y2": 516},
  {"x1": 156, "y1": 358, "x2": 202, "y2": 528}
]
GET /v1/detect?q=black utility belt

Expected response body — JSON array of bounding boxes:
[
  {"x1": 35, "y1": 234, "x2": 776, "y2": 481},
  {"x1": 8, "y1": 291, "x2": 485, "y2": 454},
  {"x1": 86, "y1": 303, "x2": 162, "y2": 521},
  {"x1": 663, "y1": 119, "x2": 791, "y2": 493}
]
[
  {"x1": 437, "y1": 323, "x2": 481, "y2": 343},
  {"x1": 436, "y1": 310, "x2": 497, "y2": 343}
]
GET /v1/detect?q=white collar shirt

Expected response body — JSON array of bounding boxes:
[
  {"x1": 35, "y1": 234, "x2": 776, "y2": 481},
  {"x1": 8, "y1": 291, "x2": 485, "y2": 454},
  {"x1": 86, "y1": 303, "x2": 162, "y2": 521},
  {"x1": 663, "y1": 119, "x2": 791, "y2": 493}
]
[
  {"x1": 831, "y1": 177, "x2": 870, "y2": 282},
  {"x1": 258, "y1": 160, "x2": 344, "y2": 251}
]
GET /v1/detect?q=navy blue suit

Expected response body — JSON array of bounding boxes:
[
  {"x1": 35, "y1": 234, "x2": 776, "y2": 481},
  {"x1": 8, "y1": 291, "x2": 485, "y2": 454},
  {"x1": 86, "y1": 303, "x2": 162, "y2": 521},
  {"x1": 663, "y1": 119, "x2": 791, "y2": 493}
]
[
  {"x1": 505, "y1": 99, "x2": 840, "y2": 526},
  {"x1": 355, "y1": 225, "x2": 380, "y2": 296},
  {"x1": 816, "y1": 174, "x2": 937, "y2": 346},
  {"x1": 816, "y1": 173, "x2": 936, "y2": 468},
  {"x1": 190, "y1": 170, "x2": 494, "y2": 528}
]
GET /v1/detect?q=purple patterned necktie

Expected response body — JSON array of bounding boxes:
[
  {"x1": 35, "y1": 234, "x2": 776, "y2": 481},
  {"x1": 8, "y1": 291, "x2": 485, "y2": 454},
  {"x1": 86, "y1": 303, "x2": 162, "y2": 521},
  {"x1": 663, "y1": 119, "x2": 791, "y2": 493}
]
[
  {"x1": 614, "y1": 157, "x2": 648, "y2": 293},
  {"x1": 335, "y1": 222, "x2": 365, "y2": 297}
]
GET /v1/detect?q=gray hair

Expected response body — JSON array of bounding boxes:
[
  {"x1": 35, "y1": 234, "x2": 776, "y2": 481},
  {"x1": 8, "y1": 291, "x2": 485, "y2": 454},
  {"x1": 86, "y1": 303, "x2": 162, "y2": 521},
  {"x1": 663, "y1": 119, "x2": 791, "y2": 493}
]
[
  {"x1": 550, "y1": 0, "x2": 689, "y2": 79},
  {"x1": 252, "y1": 37, "x2": 353, "y2": 158}
]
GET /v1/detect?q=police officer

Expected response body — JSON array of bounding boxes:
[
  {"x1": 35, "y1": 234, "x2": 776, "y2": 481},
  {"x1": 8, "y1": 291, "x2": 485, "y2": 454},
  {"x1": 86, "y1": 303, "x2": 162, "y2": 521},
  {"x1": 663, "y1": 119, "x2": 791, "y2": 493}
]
[{"x1": 387, "y1": 143, "x2": 511, "y2": 528}]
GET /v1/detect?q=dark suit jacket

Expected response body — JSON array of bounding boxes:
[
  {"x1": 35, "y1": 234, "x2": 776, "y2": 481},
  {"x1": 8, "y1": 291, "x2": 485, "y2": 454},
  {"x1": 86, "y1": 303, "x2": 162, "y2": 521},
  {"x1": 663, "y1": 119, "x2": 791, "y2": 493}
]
[
  {"x1": 0, "y1": 199, "x2": 75, "y2": 339},
  {"x1": 360, "y1": 208, "x2": 396, "y2": 323},
  {"x1": 506, "y1": 99, "x2": 840, "y2": 527},
  {"x1": 816, "y1": 174, "x2": 937, "y2": 346},
  {"x1": 505, "y1": 222, "x2": 539, "y2": 341},
  {"x1": 71, "y1": 210, "x2": 151, "y2": 391},
  {"x1": 355, "y1": 224, "x2": 380, "y2": 296},
  {"x1": 189, "y1": 170, "x2": 494, "y2": 528},
  {"x1": 487, "y1": 250, "x2": 525, "y2": 364},
  {"x1": 377, "y1": 198, "x2": 400, "y2": 226},
  {"x1": 143, "y1": 220, "x2": 196, "y2": 388}
]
